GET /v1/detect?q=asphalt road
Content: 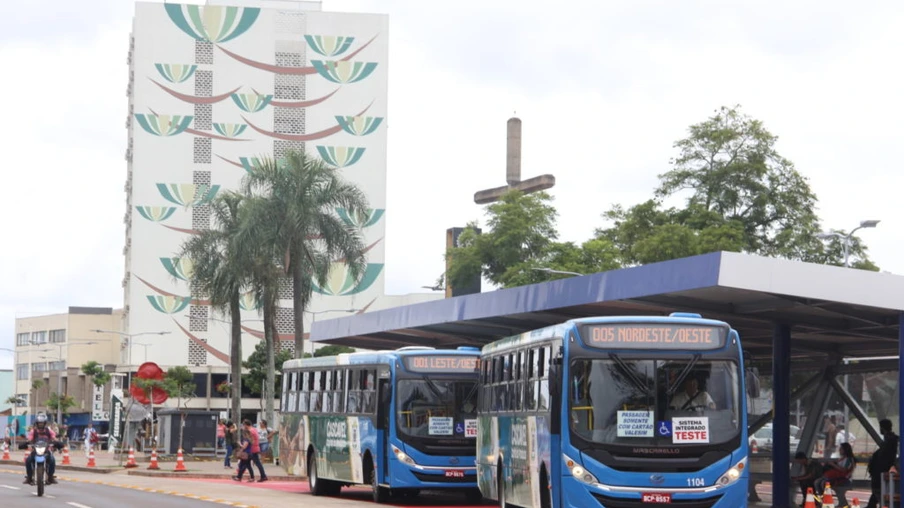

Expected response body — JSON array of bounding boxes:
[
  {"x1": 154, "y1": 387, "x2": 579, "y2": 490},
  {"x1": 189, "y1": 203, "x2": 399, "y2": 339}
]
[{"x1": 0, "y1": 470, "x2": 227, "y2": 508}]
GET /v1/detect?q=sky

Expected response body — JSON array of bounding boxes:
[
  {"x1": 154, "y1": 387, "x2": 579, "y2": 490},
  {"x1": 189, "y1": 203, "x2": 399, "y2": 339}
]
[{"x1": 2, "y1": 0, "x2": 904, "y2": 369}]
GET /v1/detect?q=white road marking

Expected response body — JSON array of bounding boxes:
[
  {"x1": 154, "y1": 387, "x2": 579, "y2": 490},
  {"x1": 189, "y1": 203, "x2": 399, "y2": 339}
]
[
  {"x1": 1, "y1": 485, "x2": 20, "y2": 490},
  {"x1": 67, "y1": 503, "x2": 93, "y2": 508}
]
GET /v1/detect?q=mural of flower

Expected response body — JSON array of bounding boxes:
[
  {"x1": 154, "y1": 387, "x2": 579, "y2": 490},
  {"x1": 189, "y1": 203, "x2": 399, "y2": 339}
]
[
  {"x1": 312, "y1": 60, "x2": 378, "y2": 84},
  {"x1": 305, "y1": 35, "x2": 354, "y2": 57},
  {"x1": 156, "y1": 183, "x2": 221, "y2": 208},
  {"x1": 213, "y1": 123, "x2": 248, "y2": 138},
  {"x1": 336, "y1": 208, "x2": 384, "y2": 228},
  {"x1": 147, "y1": 295, "x2": 191, "y2": 314},
  {"x1": 154, "y1": 63, "x2": 197, "y2": 83},
  {"x1": 335, "y1": 115, "x2": 383, "y2": 136},
  {"x1": 239, "y1": 291, "x2": 260, "y2": 311},
  {"x1": 134, "y1": 113, "x2": 193, "y2": 136},
  {"x1": 231, "y1": 93, "x2": 272, "y2": 113},
  {"x1": 135, "y1": 206, "x2": 177, "y2": 222},
  {"x1": 316, "y1": 146, "x2": 366, "y2": 168},
  {"x1": 312, "y1": 262, "x2": 383, "y2": 296},
  {"x1": 164, "y1": 3, "x2": 260, "y2": 43},
  {"x1": 160, "y1": 257, "x2": 194, "y2": 281}
]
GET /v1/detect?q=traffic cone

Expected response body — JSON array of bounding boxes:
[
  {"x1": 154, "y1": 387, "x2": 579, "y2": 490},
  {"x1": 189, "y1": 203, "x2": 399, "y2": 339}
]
[
  {"x1": 62, "y1": 446, "x2": 71, "y2": 465},
  {"x1": 1, "y1": 441, "x2": 9, "y2": 460},
  {"x1": 803, "y1": 487, "x2": 817, "y2": 508},
  {"x1": 147, "y1": 449, "x2": 159, "y2": 470},
  {"x1": 86, "y1": 447, "x2": 96, "y2": 467},
  {"x1": 174, "y1": 448, "x2": 187, "y2": 472},
  {"x1": 751, "y1": 440, "x2": 758, "y2": 454},
  {"x1": 850, "y1": 497, "x2": 860, "y2": 508},
  {"x1": 822, "y1": 482, "x2": 835, "y2": 508},
  {"x1": 124, "y1": 447, "x2": 138, "y2": 468}
]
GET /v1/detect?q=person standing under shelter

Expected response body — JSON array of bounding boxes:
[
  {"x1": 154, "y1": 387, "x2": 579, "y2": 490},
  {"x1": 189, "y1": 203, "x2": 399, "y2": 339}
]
[
  {"x1": 866, "y1": 419, "x2": 899, "y2": 508},
  {"x1": 823, "y1": 415, "x2": 837, "y2": 458}
]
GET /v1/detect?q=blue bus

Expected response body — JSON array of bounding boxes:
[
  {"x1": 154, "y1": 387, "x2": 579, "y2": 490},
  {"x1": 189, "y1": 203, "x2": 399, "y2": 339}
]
[
  {"x1": 476, "y1": 312, "x2": 749, "y2": 507},
  {"x1": 278, "y1": 346, "x2": 483, "y2": 503}
]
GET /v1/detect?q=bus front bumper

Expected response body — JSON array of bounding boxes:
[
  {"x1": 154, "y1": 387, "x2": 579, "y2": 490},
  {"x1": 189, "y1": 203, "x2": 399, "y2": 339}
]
[{"x1": 560, "y1": 476, "x2": 747, "y2": 507}]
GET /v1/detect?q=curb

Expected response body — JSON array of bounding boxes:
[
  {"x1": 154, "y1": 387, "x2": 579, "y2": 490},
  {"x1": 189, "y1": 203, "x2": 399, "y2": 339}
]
[
  {"x1": 0, "y1": 459, "x2": 117, "y2": 474},
  {"x1": 126, "y1": 470, "x2": 305, "y2": 481}
]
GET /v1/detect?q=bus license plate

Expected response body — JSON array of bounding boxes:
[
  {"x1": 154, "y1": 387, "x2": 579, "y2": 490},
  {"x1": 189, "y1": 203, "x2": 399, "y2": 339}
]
[
  {"x1": 445, "y1": 470, "x2": 465, "y2": 478},
  {"x1": 642, "y1": 493, "x2": 671, "y2": 503}
]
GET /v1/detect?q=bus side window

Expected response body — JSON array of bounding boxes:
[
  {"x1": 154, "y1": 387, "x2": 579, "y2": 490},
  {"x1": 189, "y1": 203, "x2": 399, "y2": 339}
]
[
  {"x1": 299, "y1": 372, "x2": 309, "y2": 412},
  {"x1": 526, "y1": 349, "x2": 537, "y2": 411},
  {"x1": 514, "y1": 351, "x2": 524, "y2": 411},
  {"x1": 539, "y1": 346, "x2": 550, "y2": 411},
  {"x1": 311, "y1": 371, "x2": 322, "y2": 412},
  {"x1": 347, "y1": 370, "x2": 360, "y2": 413},
  {"x1": 334, "y1": 369, "x2": 345, "y2": 413}
]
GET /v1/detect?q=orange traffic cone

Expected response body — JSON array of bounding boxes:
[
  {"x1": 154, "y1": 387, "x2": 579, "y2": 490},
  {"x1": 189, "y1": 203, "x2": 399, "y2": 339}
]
[
  {"x1": 124, "y1": 447, "x2": 138, "y2": 468},
  {"x1": 1, "y1": 441, "x2": 9, "y2": 460},
  {"x1": 86, "y1": 447, "x2": 96, "y2": 467},
  {"x1": 147, "y1": 448, "x2": 159, "y2": 470},
  {"x1": 62, "y1": 446, "x2": 71, "y2": 465},
  {"x1": 803, "y1": 487, "x2": 817, "y2": 508},
  {"x1": 751, "y1": 440, "x2": 759, "y2": 454},
  {"x1": 174, "y1": 448, "x2": 187, "y2": 472},
  {"x1": 822, "y1": 482, "x2": 835, "y2": 508},
  {"x1": 850, "y1": 497, "x2": 861, "y2": 508}
]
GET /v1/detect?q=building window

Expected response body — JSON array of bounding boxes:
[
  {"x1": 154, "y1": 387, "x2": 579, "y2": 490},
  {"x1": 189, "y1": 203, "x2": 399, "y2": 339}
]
[
  {"x1": 49, "y1": 329, "x2": 66, "y2": 343},
  {"x1": 31, "y1": 331, "x2": 47, "y2": 344},
  {"x1": 32, "y1": 362, "x2": 47, "y2": 372},
  {"x1": 48, "y1": 361, "x2": 66, "y2": 371},
  {"x1": 17, "y1": 333, "x2": 29, "y2": 346},
  {"x1": 16, "y1": 364, "x2": 29, "y2": 380}
]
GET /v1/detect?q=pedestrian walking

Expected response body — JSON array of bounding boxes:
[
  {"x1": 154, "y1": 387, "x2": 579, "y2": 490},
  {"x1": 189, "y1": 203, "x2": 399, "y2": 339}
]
[
  {"x1": 243, "y1": 419, "x2": 268, "y2": 482},
  {"x1": 866, "y1": 419, "x2": 899, "y2": 508},
  {"x1": 223, "y1": 421, "x2": 237, "y2": 469},
  {"x1": 83, "y1": 423, "x2": 98, "y2": 457},
  {"x1": 232, "y1": 429, "x2": 255, "y2": 482}
]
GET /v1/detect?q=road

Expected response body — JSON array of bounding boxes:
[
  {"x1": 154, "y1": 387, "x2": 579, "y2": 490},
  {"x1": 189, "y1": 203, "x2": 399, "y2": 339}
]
[{"x1": 0, "y1": 470, "x2": 244, "y2": 508}]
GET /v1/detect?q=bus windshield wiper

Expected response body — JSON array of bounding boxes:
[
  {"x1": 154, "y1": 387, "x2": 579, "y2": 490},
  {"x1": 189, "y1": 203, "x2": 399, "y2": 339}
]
[
  {"x1": 668, "y1": 354, "x2": 701, "y2": 397},
  {"x1": 610, "y1": 354, "x2": 653, "y2": 397}
]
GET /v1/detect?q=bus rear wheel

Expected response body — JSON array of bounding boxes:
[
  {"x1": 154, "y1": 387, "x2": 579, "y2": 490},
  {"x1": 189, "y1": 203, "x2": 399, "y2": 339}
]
[
  {"x1": 308, "y1": 451, "x2": 339, "y2": 496},
  {"x1": 497, "y1": 463, "x2": 507, "y2": 508},
  {"x1": 540, "y1": 468, "x2": 551, "y2": 508}
]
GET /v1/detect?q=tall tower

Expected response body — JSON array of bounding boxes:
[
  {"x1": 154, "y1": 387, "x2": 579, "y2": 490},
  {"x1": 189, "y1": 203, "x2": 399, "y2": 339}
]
[
  {"x1": 124, "y1": 1, "x2": 389, "y2": 390},
  {"x1": 474, "y1": 117, "x2": 556, "y2": 204}
]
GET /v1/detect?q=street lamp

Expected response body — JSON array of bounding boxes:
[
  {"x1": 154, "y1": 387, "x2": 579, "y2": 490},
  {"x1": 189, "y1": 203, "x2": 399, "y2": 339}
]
[
  {"x1": 816, "y1": 219, "x2": 881, "y2": 267},
  {"x1": 307, "y1": 309, "x2": 360, "y2": 355},
  {"x1": 531, "y1": 267, "x2": 584, "y2": 277},
  {"x1": 90, "y1": 329, "x2": 170, "y2": 371}
]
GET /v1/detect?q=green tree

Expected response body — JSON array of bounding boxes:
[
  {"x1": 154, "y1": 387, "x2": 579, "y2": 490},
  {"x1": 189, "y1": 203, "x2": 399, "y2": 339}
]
[
  {"x1": 179, "y1": 192, "x2": 249, "y2": 423},
  {"x1": 242, "y1": 340, "x2": 293, "y2": 408},
  {"x1": 163, "y1": 366, "x2": 196, "y2": 452},
  {"x1": 313, "y1": 345, "x2": 356, "y2": 357},
  {"x1": 598, "y1": 106, "x2": 877, "y2": 269},
  {"x1": 132, "y1": 377, "x2": 167, "y2": 452},
  {"x1": 45, "y1": 393, "x2": 77, "y2": 416},
  {"x1": 5, "y1": 395, "x2": 25, "y2": 406},
  {"x1": 81, "y1": 361, "x2": 112, "y2": 388},
  {"x1": 447, "y1": 190, "x2": 621, "y2": 289},
  {"x1": 241, "y1": 150, "x2": 370, "y2": 359}
]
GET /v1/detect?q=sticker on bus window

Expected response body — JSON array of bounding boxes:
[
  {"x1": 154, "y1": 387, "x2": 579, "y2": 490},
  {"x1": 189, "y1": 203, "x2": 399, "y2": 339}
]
[
  {"x1": 616, "y1": 410, "x2": 654, "y2": 437},
  {"x1": 672, "y1": 417, "x2": 709, "y2": 443},
  {"x1": 464, "y1": 419, "x2": 478, "y2": 438},
  {"x1": 428, "y1": 417, "x2": 454, "y2": 435}
]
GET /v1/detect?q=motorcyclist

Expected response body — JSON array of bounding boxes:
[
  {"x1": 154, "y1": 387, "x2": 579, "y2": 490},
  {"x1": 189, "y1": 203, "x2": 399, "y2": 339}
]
[{"x1": 23, "y1": 413, "x2": 60, "y2": 485}]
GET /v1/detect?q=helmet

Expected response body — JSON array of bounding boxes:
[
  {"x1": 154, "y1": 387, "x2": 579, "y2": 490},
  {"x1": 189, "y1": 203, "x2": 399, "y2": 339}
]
[{"x1": 35, "y1": 414, "x2": 47, "y2": 425}]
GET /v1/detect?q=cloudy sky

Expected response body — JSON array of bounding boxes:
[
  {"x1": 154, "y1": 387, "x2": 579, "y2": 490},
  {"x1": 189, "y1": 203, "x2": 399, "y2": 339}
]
[{"x1": 2, "y1": 0, "x2": 903, "y2": 368}]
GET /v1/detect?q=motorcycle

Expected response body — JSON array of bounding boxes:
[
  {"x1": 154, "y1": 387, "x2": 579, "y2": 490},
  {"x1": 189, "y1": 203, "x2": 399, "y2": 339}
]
[{"x1": 31, "y1": 439, "x2": 54, "y2": 497}]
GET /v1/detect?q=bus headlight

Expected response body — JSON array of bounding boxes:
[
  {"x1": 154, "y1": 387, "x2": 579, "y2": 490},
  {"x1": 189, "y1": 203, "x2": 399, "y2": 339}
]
[
  {"x1": 391, "y1": 445, "x2": 416, "y2": 466},
  {"x1": 715, "y1": 457, "x2": 746, "y2": 487},
  {"x1": 563, "y1": 454, "x2": 598, "y2": 485}
]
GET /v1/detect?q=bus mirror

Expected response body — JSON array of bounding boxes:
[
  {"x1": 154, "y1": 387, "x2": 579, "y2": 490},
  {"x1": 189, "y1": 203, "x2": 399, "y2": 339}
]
[{"x1": 746, "y1": 368, "x2": 761, "y2": 398}]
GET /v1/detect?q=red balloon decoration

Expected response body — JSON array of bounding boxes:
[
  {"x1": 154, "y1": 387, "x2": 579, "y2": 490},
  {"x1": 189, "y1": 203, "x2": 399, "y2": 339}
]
[{"x1": 130, "y1": 361, "x2": 169, "y2": 405}]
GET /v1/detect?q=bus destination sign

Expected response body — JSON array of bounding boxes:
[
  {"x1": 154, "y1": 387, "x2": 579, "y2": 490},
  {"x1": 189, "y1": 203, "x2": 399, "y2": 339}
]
[
  {"x1": 580, "y1": 324, "x2": 726, "y2": 350},
  {"x1": 403, "y1": 355, "x2": 480, "y2": 374}
]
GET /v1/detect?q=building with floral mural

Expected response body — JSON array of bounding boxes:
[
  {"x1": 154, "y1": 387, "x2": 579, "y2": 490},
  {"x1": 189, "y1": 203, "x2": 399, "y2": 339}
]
[{"x1": 123, "y1": 0, "x2": 439, "y2": 412}]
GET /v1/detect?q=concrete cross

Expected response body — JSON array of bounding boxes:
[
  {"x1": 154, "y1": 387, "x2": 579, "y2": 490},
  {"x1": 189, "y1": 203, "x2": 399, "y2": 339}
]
[{"x1": 473, "y1": 117, "x2": 556, "y2": 204}]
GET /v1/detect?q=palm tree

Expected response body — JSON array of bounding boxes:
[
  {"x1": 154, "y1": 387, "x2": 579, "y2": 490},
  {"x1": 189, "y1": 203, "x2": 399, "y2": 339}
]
[
  {"x1": 179, "y1": 192, "x2": 249, "y2": 423},
  {"x1": 241, "y1": 150, "x2": 370, "y2": 358}
]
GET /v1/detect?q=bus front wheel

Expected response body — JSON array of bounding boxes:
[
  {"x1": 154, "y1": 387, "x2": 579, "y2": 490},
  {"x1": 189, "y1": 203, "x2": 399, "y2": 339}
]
[
  {"x1": 540, "y1": 468, "x2": 551, "y2": 508},
  {"x1": 308, "y1": 451, "x2": 339, "y2": 496}
]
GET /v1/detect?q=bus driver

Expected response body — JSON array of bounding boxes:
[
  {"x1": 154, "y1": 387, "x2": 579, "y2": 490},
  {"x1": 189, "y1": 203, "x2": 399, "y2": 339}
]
[{"x1": 669, "y1": 376, "x2": 716, "y2": 411}]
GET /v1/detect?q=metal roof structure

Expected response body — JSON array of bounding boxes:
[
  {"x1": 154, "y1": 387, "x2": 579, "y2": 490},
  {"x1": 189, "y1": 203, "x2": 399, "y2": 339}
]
[{"x1": 311, "y1": 251, "x2": 904, "y2": 359}]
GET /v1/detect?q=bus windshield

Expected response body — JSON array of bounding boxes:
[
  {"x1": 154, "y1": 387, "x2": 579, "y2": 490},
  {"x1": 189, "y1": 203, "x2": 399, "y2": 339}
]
[
  {"x1": 397, "y1": 379, "x2": 478, "y2": 438},
  {"x1": 570, "y1": 357, "x2": 741, "y2": 446}
]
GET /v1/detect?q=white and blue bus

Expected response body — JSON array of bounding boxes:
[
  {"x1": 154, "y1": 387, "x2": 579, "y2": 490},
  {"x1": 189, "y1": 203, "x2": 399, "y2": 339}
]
[
  {"x1": 477, "y1": 312, "x2": 749, "y2": 507},
  {"x1": 278, "y1": 346, "x2": 483, "y2": 503}
]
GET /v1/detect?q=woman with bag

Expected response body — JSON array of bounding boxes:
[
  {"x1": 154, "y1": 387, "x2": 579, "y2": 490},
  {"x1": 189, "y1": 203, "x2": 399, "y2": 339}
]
[
  {"x1": 816, "y1": 442, "x2": 855, "y2": 494},
  {"x1": 232, "y1": 429, "x2": 255, "y2": 482}
]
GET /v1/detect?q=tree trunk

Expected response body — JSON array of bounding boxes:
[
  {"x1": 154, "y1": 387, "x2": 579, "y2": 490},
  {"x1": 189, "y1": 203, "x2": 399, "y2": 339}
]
[
  {"x1": 230, "y1": 291, "x2": 243, "y2": 424},
  {"x1": 263, "y1": 286, "x2": 276, "y2": 426},
  {"x1": 178, "y1": 395, "x2": 184, "y2": 453},
  {"x1": 292, "y1": 256, "x2": 305, "y2": 359}
]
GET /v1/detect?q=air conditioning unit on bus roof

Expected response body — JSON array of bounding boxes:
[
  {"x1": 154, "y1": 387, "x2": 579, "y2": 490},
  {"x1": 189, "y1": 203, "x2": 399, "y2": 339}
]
[{"x1": 396, "y1": 346, "x2": 435, "y2": 351}]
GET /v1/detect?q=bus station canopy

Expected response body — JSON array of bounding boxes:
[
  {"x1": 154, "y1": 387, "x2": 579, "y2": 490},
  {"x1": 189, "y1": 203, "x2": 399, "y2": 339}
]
[{"x1": 311, "y1": 251, "x2": 904, "y2": 359}]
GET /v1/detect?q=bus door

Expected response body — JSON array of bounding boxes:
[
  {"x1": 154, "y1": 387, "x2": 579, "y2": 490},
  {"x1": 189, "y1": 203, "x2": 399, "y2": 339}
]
[{"x1": 376, "y1": 375, "x2": 391, "y2": 479}]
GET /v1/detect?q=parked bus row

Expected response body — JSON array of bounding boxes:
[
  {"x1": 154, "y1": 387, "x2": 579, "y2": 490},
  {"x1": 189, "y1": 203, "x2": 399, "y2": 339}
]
[{"x1": 279, "y1": 312, "x2": 750, "y2": 507}]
